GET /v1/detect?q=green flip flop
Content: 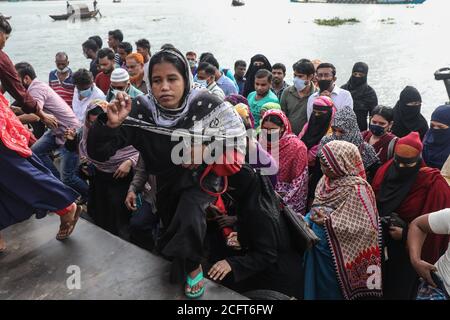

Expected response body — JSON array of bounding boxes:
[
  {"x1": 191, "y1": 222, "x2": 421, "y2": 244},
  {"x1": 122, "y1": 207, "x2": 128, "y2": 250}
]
[{"x1": 185, "y1": 271, "x2": 205, "y2": 299}]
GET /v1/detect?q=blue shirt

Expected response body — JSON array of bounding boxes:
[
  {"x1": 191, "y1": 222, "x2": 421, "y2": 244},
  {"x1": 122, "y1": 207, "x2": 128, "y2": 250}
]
[{"x1": 217, "y1": 73, "x2": 238, "y2": 96}]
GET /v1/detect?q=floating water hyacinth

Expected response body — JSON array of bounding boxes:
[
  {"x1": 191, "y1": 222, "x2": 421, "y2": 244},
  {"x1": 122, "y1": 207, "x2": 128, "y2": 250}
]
[{"x1": 314, "y1": 17, "x2": 360, "y2": 26}]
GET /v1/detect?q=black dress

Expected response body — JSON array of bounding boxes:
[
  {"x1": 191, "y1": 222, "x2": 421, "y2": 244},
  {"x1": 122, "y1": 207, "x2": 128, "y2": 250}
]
[
  {"x1": 221, "y1": 165, "x2": 304, "y2": 299},
  {"x1": 87, "y1": 91, "x2": 243, "y2": 283}
]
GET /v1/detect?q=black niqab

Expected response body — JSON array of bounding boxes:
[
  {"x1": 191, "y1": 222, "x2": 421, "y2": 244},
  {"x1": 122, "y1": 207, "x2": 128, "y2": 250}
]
[
  {"x1": 391, "y1": 86, "x2": 429, "y2": 139},
  {"x1": 242, "y1": 54, "x2": 271, "y2": 97}
]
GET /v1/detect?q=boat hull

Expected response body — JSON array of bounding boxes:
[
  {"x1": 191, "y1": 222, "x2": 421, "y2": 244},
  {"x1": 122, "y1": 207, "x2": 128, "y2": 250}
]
[{"x1": 49, "y1": 10, "x2": 99, "y2": 21}]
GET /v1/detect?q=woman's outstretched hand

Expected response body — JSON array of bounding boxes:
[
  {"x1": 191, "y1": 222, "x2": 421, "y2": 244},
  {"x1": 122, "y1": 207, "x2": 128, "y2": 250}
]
[{"x1": 107, "y1": 92, "x2": 132, "y2": 128}]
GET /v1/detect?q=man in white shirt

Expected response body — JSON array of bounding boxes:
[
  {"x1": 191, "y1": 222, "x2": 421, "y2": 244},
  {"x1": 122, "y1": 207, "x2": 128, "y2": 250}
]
[
  {"x1": 408, "y1": 208, "x2": 450, "y2": 296},
  {"x1": 72, "y1": 68, "x2": 106, "y2": 123},
  {"x1": 306, "y1": 63, "x2": 353, "y2": 121}
]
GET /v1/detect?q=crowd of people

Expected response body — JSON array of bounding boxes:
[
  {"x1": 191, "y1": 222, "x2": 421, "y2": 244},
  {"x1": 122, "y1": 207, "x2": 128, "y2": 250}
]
[{"x1": 1, "y1": 16, "x2": 450, "y2": 300}]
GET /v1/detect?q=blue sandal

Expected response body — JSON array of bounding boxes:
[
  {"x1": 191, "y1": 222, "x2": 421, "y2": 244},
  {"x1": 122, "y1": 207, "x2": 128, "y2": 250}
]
[{"x1": 185, "y1": 271, "x2": 205, "y2": 299}]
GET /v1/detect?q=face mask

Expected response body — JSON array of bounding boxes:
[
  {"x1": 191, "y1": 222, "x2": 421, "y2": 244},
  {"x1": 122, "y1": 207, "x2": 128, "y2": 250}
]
[
  {"x1": 188, "y1": 60, "x2": 197, "y2": 68},
  {"x1": 265, "y1": 130, "x2": 281, "y2": 142},
  {"x1": 393, "y1": 155, "x2": 421, "y2": 177},
  {"x1": 111, "y1": 86, "x2": 129, "y2": 97},
  {"x1": 430, "y1": 127, "x2": 450, "y2": 145},
  {"x1": 318, "y1": 79, "x2": 333, "y2": 92},
  {"x1": 79, "y1": 87, "x2": 93, "y2": 98},
  {"x1": 195, "y1": 79, "x2": 208, "y2": 88},
  {"x1": 57, "y1": 67, "x2": 69, "y2": 73},
  {"x1": 350, "y1": 76, "x2": 366, "y2": 87},
  {"x1": 293, "y1": 77, "x2": 307, "y2": 92},
  {"x1": 369, "y1": 124, "x2": 386, "y2": 137},
  {"x1": 393, "y1": 161, "x2": 419, "y2": 177}
]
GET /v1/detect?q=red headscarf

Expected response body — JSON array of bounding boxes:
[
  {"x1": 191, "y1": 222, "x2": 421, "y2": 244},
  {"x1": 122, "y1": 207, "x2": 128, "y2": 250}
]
[
  {"x1": 0, "y1": 93, "x2": 32, "y2": 158},
  {"x1": 260, "y1": 109, "x2": 309, "y2": 215}
]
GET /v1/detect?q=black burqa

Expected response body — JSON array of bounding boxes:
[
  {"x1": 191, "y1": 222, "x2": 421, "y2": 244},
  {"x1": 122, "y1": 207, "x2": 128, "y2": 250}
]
[
  {"x1": 391, "y1": 86, "x2": 429, "y2": 140},
  {"x1": 376, "y1": 159, "x2": 422, "y2": 300},
  {"x1": 301, "y1": 105, "x2": 333, "y2": 150},
  {"x1": 242, "y1": 54, "x2": 271, "y2": 98},
  {"x1": 341, "y1": 62, "x2": 378, "y2": 131},
  {"x1": 219, "y1": 165, "x2": 304, "y2": 299}
]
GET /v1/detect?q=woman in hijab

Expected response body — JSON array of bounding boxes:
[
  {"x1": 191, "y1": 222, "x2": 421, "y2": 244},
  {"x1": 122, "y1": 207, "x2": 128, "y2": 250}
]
[
  {"x1": 207, "y1": 164, "x2": 304, "y2": 299},
  {"x1": 319, "y1": 106, "x2": 380, "y2": 181},
  {"x1": 87, "y1": 48, "x2": 246, "y2": 299},
  {"x1": 423, "y1": 104, "x2": 450, "y2": 170},
  {"x1": 299, "y1": 96, "x2": 335, "y2": 168},
  {"x1": 304, "y1": 140, "x2": 382, "y2": 300},
  {"x1": 341, "y1": 62, "x2": 378, "y2": 131},
  {"x1": 242, "y1": 54, "x2": 271, "y2": 98},
  {"x1": 260, "y1": 109, "x2": 308, "y2": 216},
  {"x1": 362, "y1": 106, "x2": 398, "y2": 165},
  {"x1": 391, "y1": 86, "x2": 429, "y2": 140},
  {"x1": 233, "y1": 103, "x2": 278, "y2": 187},
  {"x1": 78, "y1": 100, "x2": 140, "y2": 240},
  {"x1": 372, "y1": 132, "x2": 450, "y2": 299},
  {"x1": 256, "y1": 102, "x2": 281, "y2": 134}
]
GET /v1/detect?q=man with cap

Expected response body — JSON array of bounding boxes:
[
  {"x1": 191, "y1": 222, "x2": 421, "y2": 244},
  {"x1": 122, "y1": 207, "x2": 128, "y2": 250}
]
[
  {"x1": 126, "y1": 53, "x2": 148, "y2": 94},
  {"x1": 372, "y1": 131, "x2": 450, "y2": 299},
  {"x1": 105, "y1": 68, "x2": 143, "y2": 102},
  {"x1": 341, "y1": 62, "x2": 378, "y2": 131}
]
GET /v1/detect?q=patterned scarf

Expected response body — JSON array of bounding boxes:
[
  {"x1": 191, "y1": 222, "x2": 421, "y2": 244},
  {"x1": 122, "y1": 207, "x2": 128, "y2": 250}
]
[
  {"x1": 0, "y1": 93, "x2": 32, "y2": 158},
  {"x1": 314, "y1": 140, "x2": 382, "y2": 299},
  {"x1": 261, "y1": 109, "x2": 308, "y2": 215},
  {"x1": 319, "y1": 106, "x2": 379, "y2": 169}
]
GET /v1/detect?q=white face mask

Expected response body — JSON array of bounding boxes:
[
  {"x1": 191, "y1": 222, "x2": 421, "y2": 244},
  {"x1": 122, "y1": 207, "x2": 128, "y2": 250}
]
[
  {"x1": 293, "y1": 77, "x2": 307, "y2": 92},
  {"x1": 195, "y1": 79, "x2": 208, "y2": 88}
]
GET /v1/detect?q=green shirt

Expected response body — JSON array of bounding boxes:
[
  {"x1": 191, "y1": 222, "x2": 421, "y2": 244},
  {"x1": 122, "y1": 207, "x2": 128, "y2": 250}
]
[{"x1": 248, "y1": 90, "x2": 279, "y2": 127}]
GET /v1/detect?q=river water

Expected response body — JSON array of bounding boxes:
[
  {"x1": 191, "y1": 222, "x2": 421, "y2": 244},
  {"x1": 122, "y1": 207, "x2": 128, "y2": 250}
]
[{"x1": 1, "y1": 0, "x2": 450, "y2": 119}]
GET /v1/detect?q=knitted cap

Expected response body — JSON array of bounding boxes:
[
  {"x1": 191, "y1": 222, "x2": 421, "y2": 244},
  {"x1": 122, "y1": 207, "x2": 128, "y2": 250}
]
[
  {"x1": 110, "y1": 68, "x2": 129, "y2": 82},
  {"x1": 394, "y1": 131, "x2": 423, "y2": 158}
]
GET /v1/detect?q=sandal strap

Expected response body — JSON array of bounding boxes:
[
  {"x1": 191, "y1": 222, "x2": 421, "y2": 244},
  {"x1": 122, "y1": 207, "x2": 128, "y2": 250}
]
[{"x1": 186, "y1": 271, "x2": 204, "y2": 287}]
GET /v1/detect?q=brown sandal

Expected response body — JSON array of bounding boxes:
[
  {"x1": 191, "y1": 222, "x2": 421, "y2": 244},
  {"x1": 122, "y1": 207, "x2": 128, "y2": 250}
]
[{"x1": 56, "y1": 205, "x2": 81, "y2": 241}]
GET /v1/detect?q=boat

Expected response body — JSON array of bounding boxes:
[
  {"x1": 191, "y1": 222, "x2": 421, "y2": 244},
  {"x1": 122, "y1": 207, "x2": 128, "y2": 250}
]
[
  {"x1": 232, "y1": 0, "x2": 245, "y2": 6},
  {"x1": 113, "y1": 0, "x2": 122, "y2": 3},
  {"x1": 290, "y1": 0, "x2": 426, "y2": 4},
  {"x1": 49, "y1": 4, "x2": 99, "y2": 21}
]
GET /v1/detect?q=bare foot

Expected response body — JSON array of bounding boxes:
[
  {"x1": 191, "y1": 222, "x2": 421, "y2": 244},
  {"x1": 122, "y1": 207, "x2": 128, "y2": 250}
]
[
  {"x1": 185, "y1": 265, "x2": 204, "y2": 296},
  {"x1": 0, "y1": 232, "x2": 6, "y2": 253}
]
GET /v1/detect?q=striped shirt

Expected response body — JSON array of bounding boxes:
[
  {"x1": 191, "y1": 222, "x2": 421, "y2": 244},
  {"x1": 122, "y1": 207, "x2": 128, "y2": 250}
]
[{"x1": 49, "y1": 69, "x2": 75, "y2": 108}]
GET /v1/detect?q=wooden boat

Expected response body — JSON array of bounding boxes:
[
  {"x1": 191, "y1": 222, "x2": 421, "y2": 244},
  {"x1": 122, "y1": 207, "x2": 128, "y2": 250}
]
[
  {"x1": 232, "y1": 0, "x2": 245, "y2": 6},
  {"x1": 49, "y1": 4, "x2": 99, "y2": 21}
]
